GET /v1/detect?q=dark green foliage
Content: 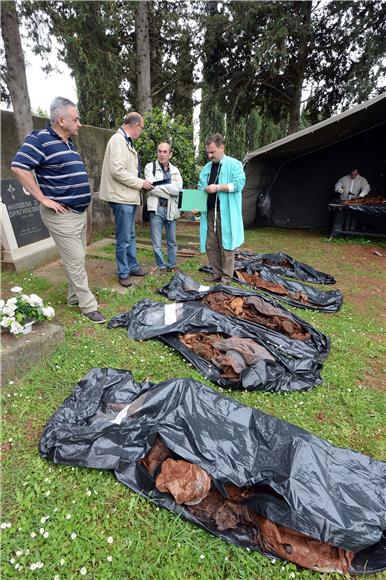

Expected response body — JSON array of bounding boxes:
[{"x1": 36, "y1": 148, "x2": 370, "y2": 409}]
[
  {"x1": 200, "y1": 0, "x2": 386, "y2": 142},
  {"x1": 5, "y1": 0, "x2": 385, "y2": 162},
  {"x1": 198, "y1": 85, "x2": 226, "y2": 163},
  {"x1": 200, "y1": 1, "x2": 314, "y2": 134},
  {"x1": 17, "y1": 0, "x2": 199, "y2": 127},
  {"x1": 303, "y1": 0, "x2": 386, "y2": 124},
  {"x1": 224, "y1": 114, "x2": 246, "y2": 161},
  {"x1": 148, "y1": 2, "x2": 198, "y2": 123},
  {"x1": 20, "y1": 0, "x2": 127, "y2": 128},
  {"x1": 199, "y1": 103, "x2": 287, "y2": 162},
  {"x1": 136, "y1": 108, "x2": 197, "y2": 187}
]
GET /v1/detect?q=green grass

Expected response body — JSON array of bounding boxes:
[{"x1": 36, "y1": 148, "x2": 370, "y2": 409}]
[{"x1": 1, "y1": 228, "x2": 385, "y2": 579}]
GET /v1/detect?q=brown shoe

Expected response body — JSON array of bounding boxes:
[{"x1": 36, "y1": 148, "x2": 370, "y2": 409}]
[
  {"x1": 130, "y1": 267, "x2": 148, "y2": 277},
  {"x1": 167, "y1": 267, "x2": 178, "y2": 273},
  {"x1": 119, "y1": 277, "x2": 132, "y2": 287}
]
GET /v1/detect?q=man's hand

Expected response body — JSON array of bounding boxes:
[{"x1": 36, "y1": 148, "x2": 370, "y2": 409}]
[
  {"x1": 41, "y1": 197, "x2": 69, "y2": 214},
  {"x1": 205, "y1": 184, "x2": 218, "y2": 194},
  {"x1": 142, "y1": 180, "x2": 154, "y2": 191},
  {"x1": 11, "y1": 167, "x2": 68, "y2": 213},
  {"x1": 359, "y1": 192, "x2": 368, "y2": 198}
]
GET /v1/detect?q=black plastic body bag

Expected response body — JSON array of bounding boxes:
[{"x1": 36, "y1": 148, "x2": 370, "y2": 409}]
[
  {"x1": 199, "y1": 265, "x2": 343, "y2": 312},
  {"x1": 108, "y1": 299, "x2": 324, "y2": 393},
  {"x1": 39, "y1": 368, "x2": 386, "y2": 574},
  {"x1": 158, "y1": 272, "x2": 330, "y2": 361},
  {"x1": 233, "y1": 250, "x2": 336, "y2": 285}
]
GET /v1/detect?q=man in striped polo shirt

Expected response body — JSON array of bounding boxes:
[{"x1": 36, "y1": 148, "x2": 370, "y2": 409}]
[{"x1": 11, "y1": 96, "x2": 106, "y2": 323}]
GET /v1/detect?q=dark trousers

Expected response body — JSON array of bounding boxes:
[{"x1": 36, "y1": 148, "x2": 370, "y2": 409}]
[
  {"x1": 206, "y1": 209, "x2": 234, "y2": 281},
  {"x1": 332, "y1": 207, "x2": 358, "y2": 235}
]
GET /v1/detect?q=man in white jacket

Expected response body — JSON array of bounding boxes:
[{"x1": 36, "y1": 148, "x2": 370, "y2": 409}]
[
  {"x1": 332, "y1": 168, "x2": 371, "y2": 234},
  {"x1": 100, "y1": 112, "x2": 154, "y2": 287},
  {"x1": 145, "y1": 143, "x2": 183, "y2": 272},
  {"x1": 335, "y1": 168, "x2": 370, "y2": 201}
]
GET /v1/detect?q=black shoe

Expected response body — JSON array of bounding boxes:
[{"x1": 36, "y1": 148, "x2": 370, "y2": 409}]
[
  {"x1": 130, "y1": 267, "x2": 148, "y2": 277},
  {"x1": 119, "y1": 277, "x2": 133, "y2": 287},
  {"x1": 84, "y1": 311, "x2": 106, "y2": 324}
]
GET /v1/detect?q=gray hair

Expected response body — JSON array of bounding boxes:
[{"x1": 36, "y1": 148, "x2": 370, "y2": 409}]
[
  {"x1": 123, "y1": 111, "x2": 143, "y2": 126},
  {"x1": 206, "y1": 133, "x2": 225, "y2": 147},
  {"x1": 50, "y1": 97, "x2": 77, "y2": 123},
  {"x1": 157, "y1": 142, "x2": 172, "y2": 153}
]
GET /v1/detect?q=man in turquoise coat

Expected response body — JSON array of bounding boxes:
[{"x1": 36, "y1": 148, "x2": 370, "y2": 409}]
[{"x1": 198, "y1": 133, "x2": 246, "y2": 283}]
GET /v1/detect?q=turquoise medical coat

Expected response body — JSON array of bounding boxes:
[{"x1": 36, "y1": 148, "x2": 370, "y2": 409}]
[{"x1": 198, "y1": 154, "x2": 246, "y2": 252}]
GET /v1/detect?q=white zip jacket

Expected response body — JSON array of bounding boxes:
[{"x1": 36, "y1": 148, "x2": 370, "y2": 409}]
[
  {"x1": 335, "y1": 174, "x2": 370, "y2": 200},
  {"x1": 145, "y1": 160, "x2": 183, "y2": 221}
]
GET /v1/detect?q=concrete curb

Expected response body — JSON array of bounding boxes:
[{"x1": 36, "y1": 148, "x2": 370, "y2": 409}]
[{"x1": 1, "y1": 322, "x2": 65, "y2": 384}]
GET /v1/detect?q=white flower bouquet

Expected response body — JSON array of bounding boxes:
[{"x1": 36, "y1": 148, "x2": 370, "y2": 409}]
[{"x1": 0, "y1": 286, "x2": 55, "y2": 335}]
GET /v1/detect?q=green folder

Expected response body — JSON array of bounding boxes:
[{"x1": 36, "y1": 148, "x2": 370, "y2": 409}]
[{"x1": 179, "y1": 189, "x2": 208, "y2": 212}]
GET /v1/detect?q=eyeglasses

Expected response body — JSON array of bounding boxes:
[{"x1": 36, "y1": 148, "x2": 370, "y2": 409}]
[{"x1": 137, "y1": 123, "x2": 144, "y2": 130}]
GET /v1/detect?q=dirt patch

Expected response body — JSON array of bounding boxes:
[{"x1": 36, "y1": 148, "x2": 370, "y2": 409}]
[
  {"x1": 362, "y1": 363, "x2": 386, "y2": 392},
  {"x1": 34, "y1": 240, "x2": 190, "y2": 295},
  {"x1": 35, "y1": 257, "x2": 119, "y2": 289},
  {"x1": 315, "y1": 411, "x2": 326, "y2": 423},
  {"x1": 323, "y1": 244, "x2": 386, "y2": 316},
  {"x1": 25, "y1": 417, "x2": 43, "y2": 443},
  {"x1": 342, "y1": 276, "x2": 385, "y2": 317},
  {"x1": 73, "y1": 327, "x2": 98, "y2": 337},
  {"x1": 0, "y1": 441, "x2": 12, "y2": 460}
]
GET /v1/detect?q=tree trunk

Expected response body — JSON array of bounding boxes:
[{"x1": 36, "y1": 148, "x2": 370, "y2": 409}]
[
  {"x1": 136, "y1": 0, "x2": 152, "y2": 114},
  {"x1": 287, "y1": 1, "x2": 312, "y2": 135},
  {"x1": 1, "y1": 1, "x2": 33, "y2": 145}
]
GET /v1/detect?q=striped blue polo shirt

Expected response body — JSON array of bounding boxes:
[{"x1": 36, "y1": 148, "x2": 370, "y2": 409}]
[{"x1": 11, "y1": 125, "x2": 91, "y2": 212}]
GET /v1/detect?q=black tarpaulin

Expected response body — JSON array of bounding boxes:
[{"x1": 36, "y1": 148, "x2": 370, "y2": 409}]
[
  {"x1": 242, "y1": 94, "x2": 386, "y2": 230},
  {"x1": 39, "y1": 368, "x2": 386, "y2": 574},
  {"x1": 158, "y1": 272, "x2": 330, "y2": 360},
  {"x1": 108, "y1": 299, "x2": 324, "y2": 393},
  {"x1": 233, "y1": 250, "x2": 336, "y2": 284},
  {"x1": 346, "y1": 205, "x2": 386, "y2": 217}
]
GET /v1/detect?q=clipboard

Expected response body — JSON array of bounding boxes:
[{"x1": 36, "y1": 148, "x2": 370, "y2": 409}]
[
  {"x1": 152, "y1": 178, "x2": 171, "y2": 186},
  {"x1": 179, "y1": 189, "x2": 208, "y2": 212}
]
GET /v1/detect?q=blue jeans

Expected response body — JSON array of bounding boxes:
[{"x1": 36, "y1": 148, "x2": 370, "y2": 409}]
[
  {"x1": 149, "y1": 207, "x2": 177, "y2": 269},
  {"x1": 109, "y1": 203, "x2": 139, "y2": 278}
]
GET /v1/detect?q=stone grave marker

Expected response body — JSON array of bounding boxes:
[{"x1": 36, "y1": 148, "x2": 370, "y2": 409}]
[
  {"x1": 1, "y1": 178, "x2": 58, "y2": 271},
  {"x1": 1, "y1": 178, "x2": 49, "y2": 245}
]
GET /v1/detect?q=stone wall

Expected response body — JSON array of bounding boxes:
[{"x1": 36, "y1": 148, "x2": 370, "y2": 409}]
[{"x1": 1, "y1": 110, "x2": 115, "y2": 233}]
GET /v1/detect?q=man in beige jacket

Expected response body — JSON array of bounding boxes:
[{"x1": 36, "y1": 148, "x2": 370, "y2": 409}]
[{"x1": 100, "y1": 112, "x2": 153, "y2": 287}]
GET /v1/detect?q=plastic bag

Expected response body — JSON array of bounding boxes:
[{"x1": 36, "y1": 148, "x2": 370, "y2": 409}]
[
  {"x1": 234, "y1": 250, "x2": 336, "y2": 285},
  {"x1": 109, "y1": 299, "x2": 325, "y2": 393},
  {"x1": 39, "y1": 368, "x2": 386, "y2": 574},
  {"x1": 158, "y1": 272, "x2": 330, "y2": 360},
  {"x1": 199, "y1": 265, "x2": 343, "y2": 312}
]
